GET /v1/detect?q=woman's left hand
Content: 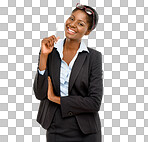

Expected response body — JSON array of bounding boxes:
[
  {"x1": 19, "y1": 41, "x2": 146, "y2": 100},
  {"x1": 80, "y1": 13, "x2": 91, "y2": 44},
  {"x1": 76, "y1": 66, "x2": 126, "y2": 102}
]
[
  {"x1": 47, "y1": 76, "x2": 56, "y2": 101},
  {"x1": 47, "y1": 76, "x2": 61, "y2": 104}
]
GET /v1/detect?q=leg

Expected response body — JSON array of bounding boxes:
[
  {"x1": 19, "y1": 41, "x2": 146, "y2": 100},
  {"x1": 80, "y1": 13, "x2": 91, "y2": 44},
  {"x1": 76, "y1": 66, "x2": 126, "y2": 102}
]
[{"x1": 82, "y1": 130, "x2": 102, "y2": 142}]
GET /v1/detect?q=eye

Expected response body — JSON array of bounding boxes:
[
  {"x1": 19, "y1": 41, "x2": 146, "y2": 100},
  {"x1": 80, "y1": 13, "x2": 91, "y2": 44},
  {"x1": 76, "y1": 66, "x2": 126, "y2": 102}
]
[
  {"x1": 79, "y1": 23, "x2": 83, "y2": 26},
  {"x1": 69, "y1": 17, "x2": 73, "y2": 20}
]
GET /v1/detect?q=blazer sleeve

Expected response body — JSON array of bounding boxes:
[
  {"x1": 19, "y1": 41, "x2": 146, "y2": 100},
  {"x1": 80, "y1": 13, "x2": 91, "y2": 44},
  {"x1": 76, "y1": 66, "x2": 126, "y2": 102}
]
[
  {"x1": 33, "y1": 49, "x2": 49, "y2": 100},
  {"x1": 60, "y1": 51, "x2": 103, "y2": 118}
]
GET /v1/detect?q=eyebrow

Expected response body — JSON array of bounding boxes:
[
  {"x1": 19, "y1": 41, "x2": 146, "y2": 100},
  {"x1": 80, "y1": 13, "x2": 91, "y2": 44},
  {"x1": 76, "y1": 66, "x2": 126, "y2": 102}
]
[{"x1": 71, "y1": 14, "x2": 86, "y2": 24}]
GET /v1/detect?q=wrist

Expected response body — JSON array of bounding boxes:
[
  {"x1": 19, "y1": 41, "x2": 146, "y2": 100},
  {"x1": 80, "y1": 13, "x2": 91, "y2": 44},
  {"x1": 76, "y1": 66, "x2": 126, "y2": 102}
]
[
  {"x1": 39, "y1": 53, "x2": 48, "y2": 70},
  {"x1": 40, "y1": 52, "x2": 48, "y2": 59},
  {"x1": 52, "y1": 96, "x2": 61, "y2": 105}
]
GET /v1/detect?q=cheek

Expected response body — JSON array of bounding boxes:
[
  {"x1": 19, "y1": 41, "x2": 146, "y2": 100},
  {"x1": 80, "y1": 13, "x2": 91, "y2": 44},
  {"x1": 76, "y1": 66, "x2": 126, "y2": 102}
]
[
  {"x1": 79, "y1": 27, "x2": 88, "y2": 34},
  {"x1": 65, "y1": 19, "x2": 70, "y2": 25}
]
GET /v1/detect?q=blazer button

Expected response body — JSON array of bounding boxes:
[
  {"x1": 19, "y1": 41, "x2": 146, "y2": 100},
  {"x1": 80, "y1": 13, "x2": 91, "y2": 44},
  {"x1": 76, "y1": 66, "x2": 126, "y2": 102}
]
[{"x1": 68, "y1": 111, "x2": 73, "y2": 116}]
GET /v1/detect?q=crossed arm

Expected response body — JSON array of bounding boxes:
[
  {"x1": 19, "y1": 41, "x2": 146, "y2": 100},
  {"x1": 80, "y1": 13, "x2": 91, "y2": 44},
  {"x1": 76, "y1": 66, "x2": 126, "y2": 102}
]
[{"x1": 33, "y1": 50, "x2": 103, "y2": 118}]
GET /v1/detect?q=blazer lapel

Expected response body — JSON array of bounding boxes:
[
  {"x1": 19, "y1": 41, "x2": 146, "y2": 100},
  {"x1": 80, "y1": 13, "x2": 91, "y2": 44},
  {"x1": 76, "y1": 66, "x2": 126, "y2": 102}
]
[
  {"x1": 51, "y1": 48, "x2": 88, "y2": 97},
  {"x1": 51, "y1": 49, "x2": 61, "y2": 96},
  {"x1": 68, "y1": 52, "x2": 87, "y2": 94}
]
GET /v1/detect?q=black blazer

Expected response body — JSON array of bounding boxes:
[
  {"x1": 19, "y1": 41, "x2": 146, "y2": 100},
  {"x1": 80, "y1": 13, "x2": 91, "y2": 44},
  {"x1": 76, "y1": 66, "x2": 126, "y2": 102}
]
[{"x1": 33, "y1": 44, "x2": 103, "y2": 134}]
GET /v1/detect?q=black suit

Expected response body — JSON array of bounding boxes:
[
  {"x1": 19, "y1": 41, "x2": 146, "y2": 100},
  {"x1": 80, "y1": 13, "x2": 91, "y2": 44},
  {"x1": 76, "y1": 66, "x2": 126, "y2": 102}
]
[{"x1": 33, "y1": 45, "x2": 103, "y2": 135}]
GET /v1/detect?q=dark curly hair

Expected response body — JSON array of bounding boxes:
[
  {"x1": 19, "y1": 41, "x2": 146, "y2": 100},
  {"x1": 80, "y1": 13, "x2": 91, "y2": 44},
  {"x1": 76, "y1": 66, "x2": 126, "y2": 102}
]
[{"x1": 72, "y1": 4, "x2": 99, "y2": 31}]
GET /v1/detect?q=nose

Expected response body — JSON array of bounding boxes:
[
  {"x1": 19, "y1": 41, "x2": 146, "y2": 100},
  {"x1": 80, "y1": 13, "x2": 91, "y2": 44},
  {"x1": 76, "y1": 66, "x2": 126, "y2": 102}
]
[{"x1": 69, "y1": 20, "x2": 77, "y2": 28}]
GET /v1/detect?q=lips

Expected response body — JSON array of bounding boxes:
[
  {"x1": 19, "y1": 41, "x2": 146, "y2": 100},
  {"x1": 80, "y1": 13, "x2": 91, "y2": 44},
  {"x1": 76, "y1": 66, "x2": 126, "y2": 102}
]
[{"x1": 67, "y1": 27, "x2": 77, "y2": 35}]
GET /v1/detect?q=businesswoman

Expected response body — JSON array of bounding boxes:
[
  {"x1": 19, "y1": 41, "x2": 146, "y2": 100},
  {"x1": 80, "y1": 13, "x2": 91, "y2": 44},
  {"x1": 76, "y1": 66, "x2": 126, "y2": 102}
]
[{"x1": 33, "y1": 3, "x2": 103, "y2": 142}]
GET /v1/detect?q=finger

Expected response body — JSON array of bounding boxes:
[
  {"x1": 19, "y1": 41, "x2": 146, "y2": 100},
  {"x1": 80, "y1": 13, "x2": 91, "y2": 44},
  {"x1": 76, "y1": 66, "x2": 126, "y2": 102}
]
[
  {"x1": 49, "y1": 37, "x2": 55, "y2": 47},
  {"x1": 50, "y1": 38, "x2": 54, "y2": 46},
  {"x1": 42, "y1": 37, "x2": 48, "y2": 40},
  {"x1": 48, "y1": 79, "x2": 51, "y2": 90},
  {"x1": 51, "y1": 35, "x2": 57, "y2": 44},
  {"x1": 48, "y1": 35, "x2": 58, "y2": 45},
  {"x1": 56, "y1": 36, "x2": 60, "y2": 41},
  {"x1": 50, "y1": 35, "x2": 58, "y2": 43},
  {"x1": 55, "y1": 36, "x2": 60, "y2": 43},
  {"x1": 47, "y1": 39, "x2": 52, "y2": 48},
  {"x1": 48, "y1": 76, "x2": 51, "y2": 83},
  {"x1": 43, "y1": 41, "x2": 50, "y2": 49},
  {"x1": 47, "y1": 35, "x2": 55, "y2": 42},
  {"x1": 48, "y1": 77, "x2": 53, "y2": 89},
  {"x1": 48, "y1": 77, "x2": 52, "y2": 86},
  {"x1": 47, "y1": 42, "x2": 50, "y2": 48},
  {"x1": 47, "y1": 88, "x2": 50, "y2": 100},
  {"x1": 43, "y1": 39, "x2": 50, "y2": 46},
  {"x1": 44, "y1": 40, "x2": 49, "y2": 49}
]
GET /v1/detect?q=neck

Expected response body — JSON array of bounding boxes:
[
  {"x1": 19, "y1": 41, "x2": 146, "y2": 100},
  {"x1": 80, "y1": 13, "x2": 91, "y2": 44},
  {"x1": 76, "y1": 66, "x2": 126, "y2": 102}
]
[{"x1": 64, "y1": 38, "x2": 81, "y2": 52}]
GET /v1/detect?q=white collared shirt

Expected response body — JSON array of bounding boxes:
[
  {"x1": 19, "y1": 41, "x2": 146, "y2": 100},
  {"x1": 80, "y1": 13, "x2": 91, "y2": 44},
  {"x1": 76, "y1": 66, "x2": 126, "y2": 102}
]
[{"x1": 38, "y1": 37, "x2": 89, "y2": 97}]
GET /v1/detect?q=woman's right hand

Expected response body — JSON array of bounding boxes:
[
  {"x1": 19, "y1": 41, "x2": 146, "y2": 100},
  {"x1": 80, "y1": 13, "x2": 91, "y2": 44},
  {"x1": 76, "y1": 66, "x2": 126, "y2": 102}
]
[{"x1": 41, "y1": 35, "x2": 60, "y2": 56}]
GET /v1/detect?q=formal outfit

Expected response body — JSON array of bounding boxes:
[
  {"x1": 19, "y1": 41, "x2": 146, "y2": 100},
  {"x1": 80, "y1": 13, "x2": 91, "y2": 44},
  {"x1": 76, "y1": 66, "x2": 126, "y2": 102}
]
[{"x1": 33, "y1": 38, "x2": 103, "y2": 142}]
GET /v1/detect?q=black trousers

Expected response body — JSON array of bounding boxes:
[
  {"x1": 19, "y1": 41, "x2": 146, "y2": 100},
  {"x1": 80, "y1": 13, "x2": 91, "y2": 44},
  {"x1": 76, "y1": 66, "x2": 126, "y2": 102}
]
[{"x1": 46, "y1": 106, "x2": 102, "y2": 142}]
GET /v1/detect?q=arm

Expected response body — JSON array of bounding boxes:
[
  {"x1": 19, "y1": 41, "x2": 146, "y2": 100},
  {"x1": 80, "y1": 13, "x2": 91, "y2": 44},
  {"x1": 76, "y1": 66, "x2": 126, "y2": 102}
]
[
  {"x1": 60, "y1": 51, "x2": 103, "y2": 118},
  {"x1": 34, "y1": 51, "x2": 61, "y2": 103},
  {"x1": 33, "y1": 35, "x2": 59, "y2": 100},
  {"x1": 33, "y1": 49, "x2": 49, "y2": 100}
]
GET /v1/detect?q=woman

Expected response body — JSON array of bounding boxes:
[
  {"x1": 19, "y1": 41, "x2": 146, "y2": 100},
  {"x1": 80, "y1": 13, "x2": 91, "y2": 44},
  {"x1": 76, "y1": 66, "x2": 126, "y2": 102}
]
[{"x1": 33, "y1": 3, "x2": 103, "y2": 142}]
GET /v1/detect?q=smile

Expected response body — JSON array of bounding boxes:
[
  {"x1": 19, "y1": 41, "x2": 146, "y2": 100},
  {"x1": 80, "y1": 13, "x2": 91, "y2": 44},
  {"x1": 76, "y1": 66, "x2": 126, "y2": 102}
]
[{"x1": 67, "y1": 27, "x2": 76, "y2": 35}]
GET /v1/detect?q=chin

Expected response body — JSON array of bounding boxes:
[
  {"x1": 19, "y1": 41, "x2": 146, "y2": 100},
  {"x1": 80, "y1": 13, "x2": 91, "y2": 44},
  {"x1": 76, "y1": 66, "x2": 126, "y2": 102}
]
[{"x1": 64, "y1": 32, "x2": 75, "y2": 40}]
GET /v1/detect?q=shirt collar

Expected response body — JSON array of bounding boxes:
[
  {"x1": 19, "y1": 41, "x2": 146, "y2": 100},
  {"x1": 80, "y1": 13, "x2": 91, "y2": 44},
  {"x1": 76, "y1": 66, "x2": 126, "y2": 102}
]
[{"x1": 54, "y1": 38, "x2": 89, "y2": 59}]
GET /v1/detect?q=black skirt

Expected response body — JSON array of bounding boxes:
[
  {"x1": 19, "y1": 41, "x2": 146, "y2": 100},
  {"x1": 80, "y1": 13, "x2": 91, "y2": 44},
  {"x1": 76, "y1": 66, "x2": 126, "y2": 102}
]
[{"x1": 46, "y1": 105, "x2": 101, "y2": 142}]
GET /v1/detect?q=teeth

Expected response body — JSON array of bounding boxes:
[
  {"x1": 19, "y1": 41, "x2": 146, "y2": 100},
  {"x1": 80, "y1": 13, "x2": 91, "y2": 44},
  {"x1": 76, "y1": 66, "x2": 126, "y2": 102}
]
[{"x1": 68, "y1": 28, "x2": 75, "y2": 33}]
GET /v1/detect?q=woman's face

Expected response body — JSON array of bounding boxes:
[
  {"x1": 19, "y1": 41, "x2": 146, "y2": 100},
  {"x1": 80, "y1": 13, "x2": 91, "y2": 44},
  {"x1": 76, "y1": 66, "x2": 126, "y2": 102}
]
[{"x1": 64, "y1": 10, "x2": 91, "y2": 41}]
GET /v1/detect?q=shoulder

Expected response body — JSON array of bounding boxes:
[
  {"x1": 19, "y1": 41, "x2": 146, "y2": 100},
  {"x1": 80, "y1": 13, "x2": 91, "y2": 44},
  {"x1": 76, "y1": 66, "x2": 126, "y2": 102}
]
[
  {"x1": 87, "y1": 48, "x2": 103, "y2": 75},
  {"x1": 87, "y1": 47, "x2": 102, "y2": 59},
  {"x1": 87, "y1": 47, "x2": 102, "y2": 55}
]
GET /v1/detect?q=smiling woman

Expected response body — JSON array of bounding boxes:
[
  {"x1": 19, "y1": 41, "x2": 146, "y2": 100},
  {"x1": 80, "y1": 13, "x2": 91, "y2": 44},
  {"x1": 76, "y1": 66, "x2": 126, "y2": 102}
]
[
  {"x1": 33, "y1": 3, "x2": 103, "y2": 142},
  {"x1": 64, "y1": 6, "x2": 98, "y2": 42}
]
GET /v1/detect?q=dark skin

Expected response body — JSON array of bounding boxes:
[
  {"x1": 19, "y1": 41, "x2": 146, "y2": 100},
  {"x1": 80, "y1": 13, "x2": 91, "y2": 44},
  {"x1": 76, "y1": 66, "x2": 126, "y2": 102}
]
[
  {"x1": 41, "y1": 10, "x2": 92, "y2": 104},
  {"x1": 63, "y1": 10, "x2": 91, "y2": 65}
]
